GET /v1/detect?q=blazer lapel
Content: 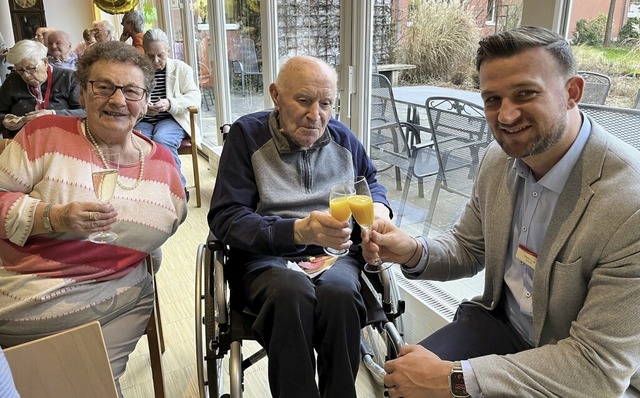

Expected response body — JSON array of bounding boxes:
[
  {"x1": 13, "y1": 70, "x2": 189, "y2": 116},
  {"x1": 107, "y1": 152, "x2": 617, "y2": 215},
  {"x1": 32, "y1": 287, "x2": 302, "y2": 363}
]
[{"x1": 531, "y1": 123, "x2": 607, "y2": 343}]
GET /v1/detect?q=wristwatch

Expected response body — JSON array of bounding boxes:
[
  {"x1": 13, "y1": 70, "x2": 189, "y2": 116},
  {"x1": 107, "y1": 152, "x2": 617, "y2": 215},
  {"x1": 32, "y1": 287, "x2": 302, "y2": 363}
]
[
  {"x1": 449, "y1": 361, "x2": 470, "y2": 397},
  {"x1": 42, "y1": 203, "x2": 54, "y2": 232}
]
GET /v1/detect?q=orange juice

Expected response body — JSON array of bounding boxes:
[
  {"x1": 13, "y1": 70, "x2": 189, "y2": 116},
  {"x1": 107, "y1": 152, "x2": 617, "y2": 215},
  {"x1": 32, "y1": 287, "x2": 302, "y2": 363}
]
[
  {"x1": 348, "y1": 195, "x2": 374, "y2": 227},
  {"x1": 330, "y1": 197, "x2": 352, "y2": 222}
]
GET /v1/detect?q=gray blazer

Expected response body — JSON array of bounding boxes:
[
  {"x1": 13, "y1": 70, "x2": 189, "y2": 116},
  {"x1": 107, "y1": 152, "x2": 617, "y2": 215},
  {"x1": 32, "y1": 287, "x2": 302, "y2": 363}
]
[{"x1": 412, "y1": 118, "x2": 640, "y2": 397}]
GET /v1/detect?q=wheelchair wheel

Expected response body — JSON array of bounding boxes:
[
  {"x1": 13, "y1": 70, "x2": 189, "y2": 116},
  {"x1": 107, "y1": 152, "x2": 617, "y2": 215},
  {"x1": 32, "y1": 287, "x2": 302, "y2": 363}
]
[
  {"x1": 196, "y1": 244, "x2": 225, "y2": 398},
  {"x1": 360, "y1": 267, "x2": 405, "y2": 386}
]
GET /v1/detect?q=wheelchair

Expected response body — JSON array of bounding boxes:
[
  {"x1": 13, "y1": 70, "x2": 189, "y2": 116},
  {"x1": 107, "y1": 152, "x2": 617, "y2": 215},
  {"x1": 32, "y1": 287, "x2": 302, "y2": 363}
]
[{"x1": 196, "y1": 232, "x2": 407, "y2": 398}]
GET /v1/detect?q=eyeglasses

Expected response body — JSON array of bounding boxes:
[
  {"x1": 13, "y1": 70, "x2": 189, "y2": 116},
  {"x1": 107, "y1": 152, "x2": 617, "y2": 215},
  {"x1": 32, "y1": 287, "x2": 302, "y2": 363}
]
[
  {"x1": 14, "y1": 61, "x2": 41, "y2": 75},
  {"x1": 89, "y1": 81, "x2": 147, "y2": 101}
]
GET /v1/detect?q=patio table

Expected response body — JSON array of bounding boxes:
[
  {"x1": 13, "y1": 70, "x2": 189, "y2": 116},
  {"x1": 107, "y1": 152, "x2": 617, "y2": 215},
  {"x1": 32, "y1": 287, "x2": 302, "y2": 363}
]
[{"x1": 392, "y1": 85, "x2": 483, "y2": 127}]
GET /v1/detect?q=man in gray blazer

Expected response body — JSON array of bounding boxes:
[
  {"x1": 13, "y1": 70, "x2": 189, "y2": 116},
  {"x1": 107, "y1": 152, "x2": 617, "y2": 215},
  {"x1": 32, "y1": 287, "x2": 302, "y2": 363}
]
[{"x1": 363, "y1": 26, "x2": 640, "y2": 397}]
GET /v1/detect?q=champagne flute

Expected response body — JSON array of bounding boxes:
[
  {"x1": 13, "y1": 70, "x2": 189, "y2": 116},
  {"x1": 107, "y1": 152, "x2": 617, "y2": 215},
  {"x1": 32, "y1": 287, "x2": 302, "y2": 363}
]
[
  {"x1": 349, "y1": 176, "x2": 392, "y2": 273},
  {"x1": 89, "y1": 148, "x2": 119, "y2": 244},
  {"x1": 324, "y1": 181, "x2": 356, "y2": 256}
]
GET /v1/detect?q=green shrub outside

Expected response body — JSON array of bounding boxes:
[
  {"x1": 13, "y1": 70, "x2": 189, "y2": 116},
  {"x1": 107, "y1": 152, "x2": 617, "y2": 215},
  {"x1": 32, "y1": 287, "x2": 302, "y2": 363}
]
[
  {"x1": 573, "y1": 14, "x2": 607, "y2": 46},
  {"x1": 396, "y1": 0, "x2": 479, "y2": 85}
]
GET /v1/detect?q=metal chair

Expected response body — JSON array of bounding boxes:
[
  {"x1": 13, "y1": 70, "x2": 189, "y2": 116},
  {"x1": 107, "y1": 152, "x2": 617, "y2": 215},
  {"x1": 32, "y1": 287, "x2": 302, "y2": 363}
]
[
  {"x1": 198, "y1": 62, "x2": 215, "y2": 111},
  {"x1": 423, "y1": 96, "x2": 492, "y2": 235},
  {"x1": 633, "y1": 89, "x2": 640, "y2": 110},
  {"x1": 178, "y1": 106, "x2": 201, "y2": 207},
  {"x1": 580, "y1": 103, "x2": 640, "y2": 151},
  {"x1": 370, "y1": 73, "x2": 428, "y2": 224},
  {"x1": 195, "y1": 233, "x2": 406, "y2": 398},
  {"x1": 578, "y1": 71, "x2": 611, "y2": 105},
  {"x1": 230, "y1": 38, "x2": 261, "y2": 96}
]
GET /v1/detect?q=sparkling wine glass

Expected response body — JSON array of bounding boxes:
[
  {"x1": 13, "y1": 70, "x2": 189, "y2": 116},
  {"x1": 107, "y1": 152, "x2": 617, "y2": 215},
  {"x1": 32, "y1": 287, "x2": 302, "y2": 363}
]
[
  {"x1": 350, "y1": 176, "x2": 392, "y2": 273},
  {"x1": 324, "y1": 181, "x2": 356, "y2": 256},
  {"x1": 89, "y1": 148, "x2": 119, "y2": 244}
]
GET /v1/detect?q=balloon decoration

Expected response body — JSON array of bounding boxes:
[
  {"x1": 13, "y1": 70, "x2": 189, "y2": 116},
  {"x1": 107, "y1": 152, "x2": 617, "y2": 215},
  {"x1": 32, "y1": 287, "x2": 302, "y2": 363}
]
[{"x1": 93, "y1": 0, "x2": 139, "y2": 15}]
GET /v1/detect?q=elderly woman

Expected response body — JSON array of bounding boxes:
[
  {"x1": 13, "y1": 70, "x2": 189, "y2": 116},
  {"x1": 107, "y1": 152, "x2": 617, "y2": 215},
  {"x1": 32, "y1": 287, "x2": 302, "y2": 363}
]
[
  {"x1": 0, "y1": 40, "x2": 84, "y2": 138},
  {"x1": 92, "y1": 20, "x2": 115, "y2": 43},
  {"x1": 120, "y1": 10, "x2": 145, "y2": 53},
  {"x1": 74, "y1": 28, "x2": 96, "y2": 57},
  {"x1": 135, "y1": 28, "x2": 200, "y2": 197},
  {"x1": 0, "y1": 41, "x2": 186, "y2": 395}
]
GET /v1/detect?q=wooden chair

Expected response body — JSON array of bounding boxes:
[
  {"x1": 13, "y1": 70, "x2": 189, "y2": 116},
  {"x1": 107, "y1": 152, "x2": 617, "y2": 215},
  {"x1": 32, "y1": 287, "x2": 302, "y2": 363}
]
[
  {"x1": 178, "y1": 106, "x2": 202, "y2": 207},
  {"x1": 578, "y1": 71, "x2": 611, "y2": 105},
  {"x1": 145, "y1": 253, "x2": 166, "y2": 398},
  {"x1": 4, "y1": 321, "x2": 118, "y2": 398}
]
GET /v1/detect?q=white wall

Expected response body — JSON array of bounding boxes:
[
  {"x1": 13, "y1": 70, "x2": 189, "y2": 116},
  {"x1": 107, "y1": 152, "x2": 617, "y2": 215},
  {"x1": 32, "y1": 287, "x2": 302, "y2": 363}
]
[{"x1": 43, "y1": 0, "x2": 95, "y2": 45}]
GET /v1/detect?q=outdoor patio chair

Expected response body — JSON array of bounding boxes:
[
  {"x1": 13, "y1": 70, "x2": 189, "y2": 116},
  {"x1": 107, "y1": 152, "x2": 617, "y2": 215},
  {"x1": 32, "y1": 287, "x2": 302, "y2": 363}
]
[
  {"x1": 633, "y1": 89, "x2": 640, "y2": 110},
  {"x1": 580, "y1": 103, "x2": 640, "y2": 151},
  {"x1": 230, "y1": 38, "x2": 261, "y2": 96},
  {"x1": 578, "y1": 71, "x2": 611, "y2": 105},
  {"x1": 369, "y1": 73, "x2": 429, "y2": 224},
  {"x1": 422, "y1": 96, "x2": 492, "y2": 235},
  {"x1": 198, "y1": 62, "x2": 215, "y2": 111}
]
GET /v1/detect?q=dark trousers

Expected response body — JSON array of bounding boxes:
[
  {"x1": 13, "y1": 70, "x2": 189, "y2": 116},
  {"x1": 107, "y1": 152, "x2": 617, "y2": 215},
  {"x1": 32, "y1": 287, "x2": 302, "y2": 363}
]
[
  {"x1": 240, "y1": 254, "x2": 366, "y2": 398},
  {"x1": 419, "y1": 301, "x2": 532, "y2": 360}
]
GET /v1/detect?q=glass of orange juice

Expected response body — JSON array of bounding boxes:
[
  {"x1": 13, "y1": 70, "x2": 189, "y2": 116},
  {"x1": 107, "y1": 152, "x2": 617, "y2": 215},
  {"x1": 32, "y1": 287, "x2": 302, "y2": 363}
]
[
  {"x1": 324, "y1": 182, "x2": 356, "y2": 256},
  {"x1": 350, "y1": 176, "x2": 392, "y2": 273}
]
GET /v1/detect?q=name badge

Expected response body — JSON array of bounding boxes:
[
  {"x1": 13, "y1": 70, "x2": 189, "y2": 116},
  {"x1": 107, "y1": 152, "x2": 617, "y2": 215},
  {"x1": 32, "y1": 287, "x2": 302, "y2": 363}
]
[{"x1": 516, "y1": 244, "x2": 537, "y2": 269}]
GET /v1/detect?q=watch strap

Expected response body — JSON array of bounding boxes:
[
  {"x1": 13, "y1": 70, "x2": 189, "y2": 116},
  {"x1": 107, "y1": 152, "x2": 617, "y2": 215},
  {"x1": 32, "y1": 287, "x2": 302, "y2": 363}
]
[
  {"x1": 449, "y1": 361, "x2": 470, "y2": 398},
  {"x1": 42, "y1": 203, "x2": 54, "y2": 231}
]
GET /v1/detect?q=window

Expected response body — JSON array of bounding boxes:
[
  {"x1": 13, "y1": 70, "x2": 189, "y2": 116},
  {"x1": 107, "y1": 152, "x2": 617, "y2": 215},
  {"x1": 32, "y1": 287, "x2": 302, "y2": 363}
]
[{"x1": 486, "y1": 0, "x2": 496, "y2": 25}]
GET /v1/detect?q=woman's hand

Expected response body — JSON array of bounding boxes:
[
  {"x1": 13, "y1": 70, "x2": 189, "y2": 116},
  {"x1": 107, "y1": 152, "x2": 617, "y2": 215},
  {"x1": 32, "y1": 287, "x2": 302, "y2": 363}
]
[
  {"x1": 24, "y1": 109, "x2": 55, "y2": 122},
  {"x1": 51, "y1": 201, "x2": 118, "y2": 233},
  {"x1": 2, "y1": 114, "x2": 25, "y2": 131}
]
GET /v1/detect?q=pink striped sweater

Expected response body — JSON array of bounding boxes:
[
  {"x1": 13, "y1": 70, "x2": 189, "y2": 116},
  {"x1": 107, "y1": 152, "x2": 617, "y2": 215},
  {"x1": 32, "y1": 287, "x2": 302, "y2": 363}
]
[{"x1": 0, "y1": 115, "x2": 186, "y2": 337}]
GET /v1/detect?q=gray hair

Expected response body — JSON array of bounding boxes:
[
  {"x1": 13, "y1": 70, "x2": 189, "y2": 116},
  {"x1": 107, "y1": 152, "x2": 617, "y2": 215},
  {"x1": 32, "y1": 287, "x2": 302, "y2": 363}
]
[
  {"x1": 47, "y1": 29, "x2": 72, "y2": 47},
  {"x1": 122, "y1": 10, "x2": 145, "y2": 33},
  {"x1": 93, "y1": 20, "x2": 115, "y2": 34},
  {"x1": 143, "y1": 28, "x2": 169, "y2": 48},
  {"x1": 75, "y1": 41, "x2": 155, "y2": 95},
  {"x1": 7, "y1": 39, "x2": 48, "y2": 65},
  {"x1": 476, "y1": 26, "x2": 576, "y2": 77}
]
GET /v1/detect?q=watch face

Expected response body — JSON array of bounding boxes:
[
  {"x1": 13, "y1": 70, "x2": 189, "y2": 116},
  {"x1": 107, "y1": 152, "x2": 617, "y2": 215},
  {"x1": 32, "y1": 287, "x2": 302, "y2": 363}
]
[{"x1": 15, "y1": 0, "x2": 37, "y2": 8}]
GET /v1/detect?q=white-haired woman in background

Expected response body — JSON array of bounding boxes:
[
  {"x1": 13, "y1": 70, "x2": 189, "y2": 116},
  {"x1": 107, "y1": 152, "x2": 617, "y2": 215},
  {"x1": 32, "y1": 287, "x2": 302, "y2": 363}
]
[
  {"x1": 135, "y1": 28, "x2": 201, "y2": 198},
  {"x1": 0, "y1": 40, "x2": 84, "y2": 138}
]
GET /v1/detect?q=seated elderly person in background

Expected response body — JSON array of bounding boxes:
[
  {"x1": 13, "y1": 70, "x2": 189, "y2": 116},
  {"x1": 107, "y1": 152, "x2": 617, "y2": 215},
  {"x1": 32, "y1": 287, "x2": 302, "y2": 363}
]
[
  {"x1": 93, "y1": 20, "x2": 115, "y2": 43},
  {"x1": 74, "y1": 28, "x2": 96, "y2": 57},
  {"x1": 33, "y1": 26, "x2": 50, "y2": 45},
  {"x1": 135, "y1": 28, "x2": 200, "y2": 199},
  {"x1": 0, "y1": 41, "x2": 187, "y2": 395},
  {"x1": 47, "y1": 29, "x2": 78, "y2": 70},
  {"x1": 120, "y1": 10, "x2": 144, "y2": 53},
  {"x1": 0, "y1": 40, "x2": 84, "y2": 138}
]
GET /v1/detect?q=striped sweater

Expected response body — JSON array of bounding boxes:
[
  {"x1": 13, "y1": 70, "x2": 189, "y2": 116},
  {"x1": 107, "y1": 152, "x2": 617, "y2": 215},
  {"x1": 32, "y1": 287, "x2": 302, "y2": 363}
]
[{"x1": 0, "y1": 115, "x2": 186, "y2": 337}]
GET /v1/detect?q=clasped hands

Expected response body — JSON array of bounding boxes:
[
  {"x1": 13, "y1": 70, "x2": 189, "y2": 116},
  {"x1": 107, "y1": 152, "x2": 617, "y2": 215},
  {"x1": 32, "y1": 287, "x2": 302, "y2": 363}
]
[{"x1": 146, "y1": 99, "x2": 171, "y2": 116}]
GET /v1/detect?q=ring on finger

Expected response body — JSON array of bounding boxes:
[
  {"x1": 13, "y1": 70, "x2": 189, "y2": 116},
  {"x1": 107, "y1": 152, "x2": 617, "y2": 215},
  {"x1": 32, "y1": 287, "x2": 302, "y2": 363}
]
[{"x1": 88, "y1": 211, "x2": 95, "y2": 221}]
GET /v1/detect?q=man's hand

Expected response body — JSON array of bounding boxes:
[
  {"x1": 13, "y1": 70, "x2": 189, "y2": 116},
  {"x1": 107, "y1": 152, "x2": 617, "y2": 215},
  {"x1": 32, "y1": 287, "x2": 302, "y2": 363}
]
[
  {"x1": 294, "y1": 210, "x2": 352, "y2": 249},
  {"x1": 383, "y1": 345, "x2": 452, "y2": 398},
  {"x1": 361, "y1": 218, "x2": 421, "y2": 267}
]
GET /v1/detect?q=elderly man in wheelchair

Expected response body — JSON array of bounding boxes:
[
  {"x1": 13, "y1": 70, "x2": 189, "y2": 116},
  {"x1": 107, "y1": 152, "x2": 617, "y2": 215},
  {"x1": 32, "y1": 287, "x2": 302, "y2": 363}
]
[{"x1": 202, "y1": 55, "x2": 404, "y2": 398}]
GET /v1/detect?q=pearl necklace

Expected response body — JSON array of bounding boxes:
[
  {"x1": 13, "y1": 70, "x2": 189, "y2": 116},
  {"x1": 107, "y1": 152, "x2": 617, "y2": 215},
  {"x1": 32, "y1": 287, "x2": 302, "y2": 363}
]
[{"x1": 84, "y1": 119, "x2": 145, "y2": 190}]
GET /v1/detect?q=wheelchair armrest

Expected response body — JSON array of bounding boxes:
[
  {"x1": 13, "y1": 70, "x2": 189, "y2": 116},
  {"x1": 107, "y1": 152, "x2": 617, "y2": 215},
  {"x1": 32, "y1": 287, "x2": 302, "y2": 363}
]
[{"x1": 207, "y1": 231, "x2": 225, "y2": 252}]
